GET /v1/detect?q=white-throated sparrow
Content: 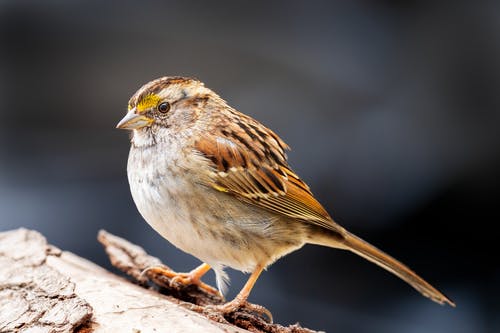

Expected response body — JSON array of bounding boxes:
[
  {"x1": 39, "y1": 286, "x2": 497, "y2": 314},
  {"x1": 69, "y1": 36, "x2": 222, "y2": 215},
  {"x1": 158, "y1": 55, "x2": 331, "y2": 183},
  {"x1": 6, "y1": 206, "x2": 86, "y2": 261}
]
[{"x1": 117, "y1": 76, "x2": 454, "y2": 315}]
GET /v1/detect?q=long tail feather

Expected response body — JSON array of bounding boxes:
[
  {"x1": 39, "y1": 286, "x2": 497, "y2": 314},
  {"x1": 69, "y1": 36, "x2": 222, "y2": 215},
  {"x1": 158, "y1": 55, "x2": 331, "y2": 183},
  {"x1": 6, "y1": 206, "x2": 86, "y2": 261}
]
[
  {"x1": 312, "y1": 229, "x2": 455, "y2": 306},
  {"x1": 339, "y1": 231, "x2": 455, "y2": 306}
]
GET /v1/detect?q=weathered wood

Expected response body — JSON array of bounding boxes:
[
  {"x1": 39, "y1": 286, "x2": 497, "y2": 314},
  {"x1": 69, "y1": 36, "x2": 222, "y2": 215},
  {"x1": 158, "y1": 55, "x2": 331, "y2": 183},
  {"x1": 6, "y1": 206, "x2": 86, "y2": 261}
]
[
  {"x1": 97, "y1": 230, "x2": 320, "y2": 333},
  {"x1": 0, "y1": 229, "x2": 92, "y2": 333},
  {"x1": 0, "y1": 229, "x2": 320, "y2": 333},
  {"x1": 0, "y1": 229, "x2": 246, "y2": 333}
]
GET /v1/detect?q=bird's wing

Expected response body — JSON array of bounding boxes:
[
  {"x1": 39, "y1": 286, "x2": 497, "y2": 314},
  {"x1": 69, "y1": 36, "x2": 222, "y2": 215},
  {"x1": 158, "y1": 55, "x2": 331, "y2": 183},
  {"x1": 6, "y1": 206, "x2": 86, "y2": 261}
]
[
  {"x1": 193, "y1": 111, "x2": 341, "y2": 233},
  {"x1": 193, "y1": 112, "x2": 457, "y2": 307}
]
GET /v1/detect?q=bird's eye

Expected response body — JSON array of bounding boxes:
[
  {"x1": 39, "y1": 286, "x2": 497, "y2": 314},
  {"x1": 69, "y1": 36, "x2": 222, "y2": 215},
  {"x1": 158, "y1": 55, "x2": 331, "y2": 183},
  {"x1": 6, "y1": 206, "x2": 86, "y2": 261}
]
[{"x1": 157, "y1": 102, "x2": 170, "y2": 113}]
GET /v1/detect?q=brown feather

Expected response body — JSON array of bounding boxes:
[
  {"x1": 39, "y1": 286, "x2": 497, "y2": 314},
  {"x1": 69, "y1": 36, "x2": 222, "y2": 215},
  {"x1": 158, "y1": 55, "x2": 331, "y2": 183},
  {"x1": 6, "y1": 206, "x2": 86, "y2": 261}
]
[
  {"x1": 342, "y1": 232, "x2": 455, "y2": 306},
  {"x1": 194, "y1": 108, "x2": 342, "y2": 234},
  {"x1": 193, "y1": 108, "x2": 455, "y2": 307}
]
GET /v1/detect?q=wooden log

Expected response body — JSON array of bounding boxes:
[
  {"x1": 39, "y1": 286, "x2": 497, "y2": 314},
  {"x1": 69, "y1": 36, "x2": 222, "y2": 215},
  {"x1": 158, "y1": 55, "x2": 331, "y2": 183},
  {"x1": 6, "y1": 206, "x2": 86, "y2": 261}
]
[{"x1": 0, "y1": 229, "x2": 319, "y2": 333}]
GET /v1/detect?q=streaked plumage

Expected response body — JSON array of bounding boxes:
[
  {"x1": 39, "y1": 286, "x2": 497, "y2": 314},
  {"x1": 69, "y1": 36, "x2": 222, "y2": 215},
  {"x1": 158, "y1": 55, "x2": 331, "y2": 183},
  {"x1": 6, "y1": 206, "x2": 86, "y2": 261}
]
[{"x1": 118, "y1": 76, "x2": 455, "y2": 310}]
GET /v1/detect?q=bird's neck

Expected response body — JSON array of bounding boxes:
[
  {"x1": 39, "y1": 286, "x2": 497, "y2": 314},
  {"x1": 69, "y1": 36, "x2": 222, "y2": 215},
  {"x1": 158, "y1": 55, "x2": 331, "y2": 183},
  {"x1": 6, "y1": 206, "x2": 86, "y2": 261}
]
[{"x1": 131, "y1": 128, "x2": 157, "y2": 148}]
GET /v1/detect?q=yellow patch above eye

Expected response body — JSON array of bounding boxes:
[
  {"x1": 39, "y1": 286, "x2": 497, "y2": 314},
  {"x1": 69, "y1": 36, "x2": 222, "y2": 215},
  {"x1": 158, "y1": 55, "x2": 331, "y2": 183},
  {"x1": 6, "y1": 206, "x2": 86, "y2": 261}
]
[{"x1": 136, "y1": 94, "x2": 161, "y2": 113}]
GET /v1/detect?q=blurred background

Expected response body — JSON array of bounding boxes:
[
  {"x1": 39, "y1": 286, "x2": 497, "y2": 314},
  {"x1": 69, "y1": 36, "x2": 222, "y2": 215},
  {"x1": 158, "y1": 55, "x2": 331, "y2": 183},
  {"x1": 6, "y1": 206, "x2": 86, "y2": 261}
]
[{"x1": 1, "y1": 1, "x2": 498, "y2": 332}]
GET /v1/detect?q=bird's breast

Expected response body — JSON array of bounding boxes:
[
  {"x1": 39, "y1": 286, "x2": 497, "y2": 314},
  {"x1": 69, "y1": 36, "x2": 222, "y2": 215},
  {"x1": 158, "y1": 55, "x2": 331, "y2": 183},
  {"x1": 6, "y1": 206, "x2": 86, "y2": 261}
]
[{"x1": 126, "y1": 142, "x2": 307, "y2": 272}]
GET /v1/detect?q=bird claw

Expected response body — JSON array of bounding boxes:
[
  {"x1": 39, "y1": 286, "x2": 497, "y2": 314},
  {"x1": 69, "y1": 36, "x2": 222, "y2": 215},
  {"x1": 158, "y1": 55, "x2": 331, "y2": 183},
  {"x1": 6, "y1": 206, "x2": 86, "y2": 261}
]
[
  {"x1": 204, "y1": 299, "x2": 273, "y2": 323},
  {"x1": 170, "y1": 273, "x2": 221, "y2": 296},
  {"x1": 141, "y1": 265, "x2": 221, "y2": 297}
]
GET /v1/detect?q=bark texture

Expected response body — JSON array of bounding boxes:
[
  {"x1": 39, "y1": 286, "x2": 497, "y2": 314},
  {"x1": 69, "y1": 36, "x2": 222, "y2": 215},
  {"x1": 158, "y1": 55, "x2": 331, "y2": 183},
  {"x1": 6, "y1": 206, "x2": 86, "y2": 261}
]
[
  {"x1": 0, "y1": 229, "x2": 92, "y2": 333},
  {"x1": 0, "y1": 229, "x2": 320, "y2": 333}
]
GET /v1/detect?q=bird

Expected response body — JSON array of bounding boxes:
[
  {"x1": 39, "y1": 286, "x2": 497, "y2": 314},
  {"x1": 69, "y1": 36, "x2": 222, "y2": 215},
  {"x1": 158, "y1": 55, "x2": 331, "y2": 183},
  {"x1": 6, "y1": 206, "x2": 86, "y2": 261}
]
[{"x1": 116, "y1": 76, "x2": 455, "y2": 315}]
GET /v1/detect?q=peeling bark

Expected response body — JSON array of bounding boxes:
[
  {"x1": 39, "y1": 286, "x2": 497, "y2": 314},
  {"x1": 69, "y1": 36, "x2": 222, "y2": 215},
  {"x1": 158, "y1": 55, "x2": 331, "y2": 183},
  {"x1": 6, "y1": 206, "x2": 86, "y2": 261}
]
[
  {"x1": 0, "y1": 229, "x2": 92, "y2": 333},
  {"x1": 0, "y1": 229, "x2": 320, "y2": 333}
]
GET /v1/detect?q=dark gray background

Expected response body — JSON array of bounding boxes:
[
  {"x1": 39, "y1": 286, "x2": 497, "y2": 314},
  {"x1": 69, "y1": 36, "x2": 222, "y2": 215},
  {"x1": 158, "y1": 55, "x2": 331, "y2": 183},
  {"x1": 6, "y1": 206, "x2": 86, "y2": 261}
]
[{"x1": 1, "y1": 1, "x2": 498, "y2": 332}]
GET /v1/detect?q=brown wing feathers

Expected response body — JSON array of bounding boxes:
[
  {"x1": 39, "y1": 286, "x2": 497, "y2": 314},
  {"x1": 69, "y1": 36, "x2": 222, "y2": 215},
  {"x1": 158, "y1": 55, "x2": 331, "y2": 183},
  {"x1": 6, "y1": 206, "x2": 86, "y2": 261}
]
[
  {"x1": 194, "y1": 107, "x2": 455, "y2": 307},
  {"x1": 194, "y1": 109, "x2": 335, "y2": 228}
]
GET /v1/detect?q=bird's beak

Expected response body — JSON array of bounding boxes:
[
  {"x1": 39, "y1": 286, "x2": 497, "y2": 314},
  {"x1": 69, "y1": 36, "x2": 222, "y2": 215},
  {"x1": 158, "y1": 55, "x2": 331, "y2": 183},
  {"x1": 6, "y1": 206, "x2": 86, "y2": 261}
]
[{"x1": 116, "y1": 107, "x2": 154, "y2": 130}]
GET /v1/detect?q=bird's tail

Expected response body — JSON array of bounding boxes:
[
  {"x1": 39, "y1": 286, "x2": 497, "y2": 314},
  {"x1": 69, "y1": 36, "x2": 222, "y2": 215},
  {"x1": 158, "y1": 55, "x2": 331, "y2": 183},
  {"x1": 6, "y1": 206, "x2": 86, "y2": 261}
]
[{"x1": 315, "y1": 229, "x2": 455, "y2": 306}]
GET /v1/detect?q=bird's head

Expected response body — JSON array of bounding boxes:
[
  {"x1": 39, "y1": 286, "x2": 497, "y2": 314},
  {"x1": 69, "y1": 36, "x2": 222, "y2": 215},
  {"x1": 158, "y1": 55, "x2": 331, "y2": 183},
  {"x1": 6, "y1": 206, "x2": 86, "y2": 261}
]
[{"x1": 116, "y1": 76, "x2": 215, "y2": 133}]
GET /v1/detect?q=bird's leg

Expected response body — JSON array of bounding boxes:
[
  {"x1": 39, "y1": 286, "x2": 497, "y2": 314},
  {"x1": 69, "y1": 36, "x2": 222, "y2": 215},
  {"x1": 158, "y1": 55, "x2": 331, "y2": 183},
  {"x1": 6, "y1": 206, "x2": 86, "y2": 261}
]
[
  {"x1": 208, "y1": 264, "x2": 273, "y2": 322},
  {"x1": 142, "y1": 263, "x2": 220, "y2": 296}
]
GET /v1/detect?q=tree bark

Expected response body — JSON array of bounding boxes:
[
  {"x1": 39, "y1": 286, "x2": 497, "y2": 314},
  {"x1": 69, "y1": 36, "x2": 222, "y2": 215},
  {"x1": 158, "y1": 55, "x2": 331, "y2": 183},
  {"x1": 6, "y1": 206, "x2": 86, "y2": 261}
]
[{"x1": 0, "y1": 229, "x2": 319, "y2": 333}]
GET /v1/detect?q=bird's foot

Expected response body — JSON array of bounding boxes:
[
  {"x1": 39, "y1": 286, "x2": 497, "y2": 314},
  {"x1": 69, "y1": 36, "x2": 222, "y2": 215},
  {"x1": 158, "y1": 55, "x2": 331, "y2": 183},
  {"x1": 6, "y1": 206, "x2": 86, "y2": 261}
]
[
  {"x1": 141, "y1": 265, "x2": 221, "y2": 297},
  {"x1": 203, "y1": 297, "x2": 273, "y2": 323}
]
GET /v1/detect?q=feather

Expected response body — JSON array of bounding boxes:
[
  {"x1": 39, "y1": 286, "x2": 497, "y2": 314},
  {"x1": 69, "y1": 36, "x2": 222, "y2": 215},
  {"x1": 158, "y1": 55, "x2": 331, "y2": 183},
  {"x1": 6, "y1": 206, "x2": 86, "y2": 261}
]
[
  {"x1": 212, "y1": 264, "x2": 230, "y2": 295},
  {"x1": 194, "y1": 108, "x2": 344, "y2": 234}
]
